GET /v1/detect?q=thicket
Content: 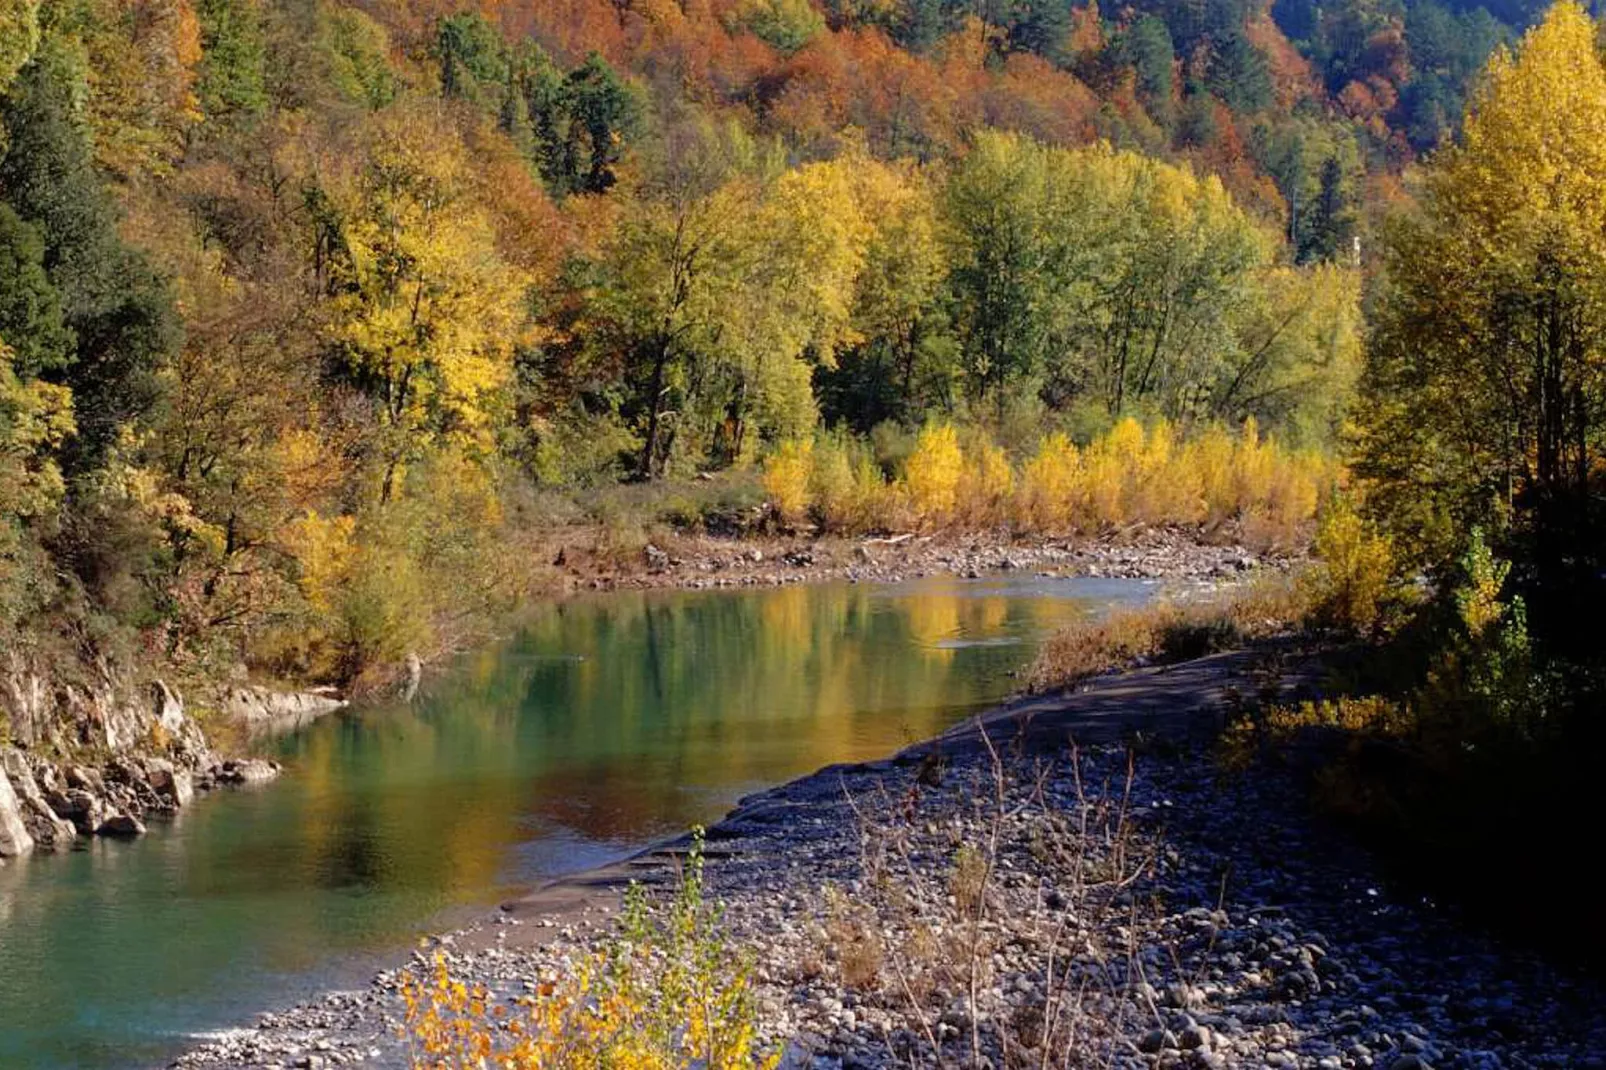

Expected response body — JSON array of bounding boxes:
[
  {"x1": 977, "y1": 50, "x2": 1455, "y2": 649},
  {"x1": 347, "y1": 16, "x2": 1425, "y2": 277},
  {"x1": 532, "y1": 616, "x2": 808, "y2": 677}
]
[{"x1": 763, "y1": 417, "x2": 1335, "y2": 548}]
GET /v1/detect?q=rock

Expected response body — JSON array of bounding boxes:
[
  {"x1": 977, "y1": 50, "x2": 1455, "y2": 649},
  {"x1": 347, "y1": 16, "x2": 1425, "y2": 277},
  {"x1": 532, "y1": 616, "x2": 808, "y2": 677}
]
[
  {"x1": 218, "y1": 758, "x2": 280, "y2": 785},
  {"x1": 222, "y1": 687, "x2": 346, "y2": 738},
  {"x1": 95, "y1": 812, "x2": 147, "y2": 837},
  {"x1": 65, "y1": 763, "x2": 105, "y2": 792},
  {"x1": 1139, "y1": 1028, "x2": 1176, "y2": 1053},
  {"x1": 1179, "y1": 1024, "x2": 1211, "y2": 1050},
  {"x1": 2, "y1": 750, "x2": 77, "y2": 850},
  {"x1": 1389, "y1": 1057, "x2": 1432, "y2": 1070},
  {"x1": 50, "y1": 788, "x2": 112, "y2": 834},
  {"x1": 644, "y1": 543, "x2": 670, "y2": 570},
  {"x1": 0, "y1": 765, "x2": 35, "y2": 857},
  {"x1": 148, "y1": 763, "x2": 195, "y2": 808}
]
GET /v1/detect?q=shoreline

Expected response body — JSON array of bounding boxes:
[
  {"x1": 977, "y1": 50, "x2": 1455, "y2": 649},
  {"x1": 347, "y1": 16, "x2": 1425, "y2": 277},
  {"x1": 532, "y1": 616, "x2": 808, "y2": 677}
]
[
  {"x1": 174, "y1": 645, "x2": 1606, "y2": 1070},
  {"x1": 2, "y1": 526, "x2": 1268, "y2": 865}
]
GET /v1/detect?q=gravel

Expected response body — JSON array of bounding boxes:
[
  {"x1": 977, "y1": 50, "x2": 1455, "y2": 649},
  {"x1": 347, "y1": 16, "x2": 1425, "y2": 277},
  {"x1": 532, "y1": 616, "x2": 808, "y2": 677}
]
[{"x1": 174, "y1": 715, "x2": 1606, "y2": 1069}]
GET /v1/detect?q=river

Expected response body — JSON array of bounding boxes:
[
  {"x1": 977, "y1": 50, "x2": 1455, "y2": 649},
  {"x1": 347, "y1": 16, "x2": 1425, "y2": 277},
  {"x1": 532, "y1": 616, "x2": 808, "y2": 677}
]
[{"x1": 0, "y1": 574, "x2": 1157, "y2": 1069}]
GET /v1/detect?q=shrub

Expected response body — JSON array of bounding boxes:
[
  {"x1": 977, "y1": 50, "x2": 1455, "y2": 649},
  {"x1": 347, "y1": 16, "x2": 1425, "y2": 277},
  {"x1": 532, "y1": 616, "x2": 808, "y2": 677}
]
[
  {"x1": 902, "y1": 421, "x2": 964, "y2": 525},
  {"x1": 1303, "y1": 495, "x2": 1397, "y2": 635},
  {"x1": 1017, "y1": 432, "x2": 1080, "y2": 531},
  {"x1": 402, "y1": 830, "x2": 777, "y2": 1069},
  {"x1": 761, "y1": 438, "x2": 813, "y2": 528}
]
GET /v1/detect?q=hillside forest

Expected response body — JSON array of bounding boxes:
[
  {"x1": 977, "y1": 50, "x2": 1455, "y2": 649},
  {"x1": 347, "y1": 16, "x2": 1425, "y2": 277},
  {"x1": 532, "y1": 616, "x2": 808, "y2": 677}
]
[{"x1": 0, "y1": 0, "x2": 1600, "y2": 712}]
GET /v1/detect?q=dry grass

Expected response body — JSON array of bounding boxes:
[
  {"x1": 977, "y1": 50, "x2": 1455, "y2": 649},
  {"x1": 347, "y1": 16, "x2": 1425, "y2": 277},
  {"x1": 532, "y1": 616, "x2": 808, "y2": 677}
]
[
  {"x1": 823, "y1": 731, "x2": 1168, "y2": 1069},
  {"x1": 1026, "y1": 572, "x2": 1313, "y2": 694}
]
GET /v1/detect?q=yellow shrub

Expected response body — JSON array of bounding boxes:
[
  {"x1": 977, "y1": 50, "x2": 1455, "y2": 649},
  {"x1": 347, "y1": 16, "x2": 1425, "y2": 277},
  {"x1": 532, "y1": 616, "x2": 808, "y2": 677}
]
[
  {"x1": 955, "y1": 434, "x2": 1013, "y2": 526},
  {"x1": 278, "y1": 510, "x2": 357, "y2": 615},
  {"x1": 762, "y1": 438, "x2": 814, "y2": 526},
  {"x1": 903, "y1": 421, "x2": 964, "y2": 526},
  {"x1": 1018, "y1": 432, "x2": 1080, "y2": 531},
  {"x1": 1305, "y1": 496, "x2": 1396, "y2": 634},
  {"x1": 403, "y1": 831, "x2": 777, "y2": 1070}
]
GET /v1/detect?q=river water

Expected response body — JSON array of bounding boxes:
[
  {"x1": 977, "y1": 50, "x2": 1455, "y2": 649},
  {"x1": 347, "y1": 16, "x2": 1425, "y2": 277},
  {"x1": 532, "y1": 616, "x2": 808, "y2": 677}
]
[{"x1": 0, "y1": 574, "x2": 1156, "y2": 1069}]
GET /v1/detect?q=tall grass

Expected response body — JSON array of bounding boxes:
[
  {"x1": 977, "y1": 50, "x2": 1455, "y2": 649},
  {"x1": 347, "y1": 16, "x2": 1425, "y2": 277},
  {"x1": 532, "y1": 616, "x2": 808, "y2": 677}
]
[{"x1": 762, "y1": 417, "x2": 1337, "y2": 547}]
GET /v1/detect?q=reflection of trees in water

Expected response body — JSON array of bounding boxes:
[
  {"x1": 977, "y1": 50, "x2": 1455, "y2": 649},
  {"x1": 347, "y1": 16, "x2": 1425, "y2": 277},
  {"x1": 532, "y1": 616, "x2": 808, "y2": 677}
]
[{"x1": 283, "y1": 583, "x2": 1104, "y2": 903}]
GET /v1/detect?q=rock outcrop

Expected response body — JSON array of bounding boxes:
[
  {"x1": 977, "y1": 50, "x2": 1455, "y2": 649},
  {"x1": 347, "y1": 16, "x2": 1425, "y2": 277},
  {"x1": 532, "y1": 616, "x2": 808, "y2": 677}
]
[
  {"x1": 222, "y1": 686, "x2": 346, "y2": 738},
  {"x1": 0, "y1": 764, "x2": 33, "y2": 858}
]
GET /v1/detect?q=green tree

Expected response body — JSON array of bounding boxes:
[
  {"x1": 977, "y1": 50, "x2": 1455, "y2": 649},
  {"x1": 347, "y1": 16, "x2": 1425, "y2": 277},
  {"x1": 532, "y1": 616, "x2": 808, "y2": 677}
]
[
  {"x1": 0, "y1": 204, "x2": 73, "y2": 380},
  {"x1": 436, "y1": 12, "x2": 508, "y2": 103},
  {"x1": 195, "y1": 0, "x2": 268, "y2": 118},
  {"x1": 0, "y1": 48, "x2": 180, "y2": 468}
]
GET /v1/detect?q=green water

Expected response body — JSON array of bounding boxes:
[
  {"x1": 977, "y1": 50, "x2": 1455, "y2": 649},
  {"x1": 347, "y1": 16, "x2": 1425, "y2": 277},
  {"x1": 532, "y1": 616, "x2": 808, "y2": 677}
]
[{"x1": 0, "y1": 574, "x2": 1155, "y2": 1069}]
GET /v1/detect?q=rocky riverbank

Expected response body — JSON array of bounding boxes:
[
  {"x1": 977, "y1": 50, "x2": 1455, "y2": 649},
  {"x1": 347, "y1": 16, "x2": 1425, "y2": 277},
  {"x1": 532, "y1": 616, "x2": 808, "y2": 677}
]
[
  {"x1": 174, "y1": 651, "x2": 1606, "y2": 1070},
  {"x1": 551, "y1": 526, "x2": 1278, "y2": 594},
  {"x1": 0, "y1": 670, "x2": 343, "y2": 859}
]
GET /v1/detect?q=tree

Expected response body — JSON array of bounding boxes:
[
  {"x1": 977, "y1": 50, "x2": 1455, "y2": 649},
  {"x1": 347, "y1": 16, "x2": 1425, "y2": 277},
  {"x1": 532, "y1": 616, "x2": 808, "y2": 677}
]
[
  {"x1": 0, "y1": 205, "x2": 73, "y2": 380},
  {"x1": 323, "y1": 106, "x2": 528, "y2": 503},
  {"x1": 195, "y1": 0, "x2": 268, "y2": 118},
  {"x1": 1208, "y1": 32, "x2": 1273, "y2": 111},
  {"x1": 0, "y1": 339, "x2": 72, "y2": 627},
  {"x1": 1356, "y1": 1, "x2": 1606, "y2": 630},
  {"x1": 437, "y1": 12, "x2": 509, "y2": 103},
  {"x1": 0, "y1": 0, "x2": 39, "y2": 95},
  {"x1": 0, "y1": 48, "x2": 180, "y2": 468}
]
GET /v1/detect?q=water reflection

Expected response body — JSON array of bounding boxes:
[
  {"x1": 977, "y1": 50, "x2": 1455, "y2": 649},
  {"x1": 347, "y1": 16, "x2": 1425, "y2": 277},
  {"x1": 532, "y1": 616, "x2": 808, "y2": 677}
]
[{"x1": 0, "y1": 575, "x2": 1154, "y2": 1069}]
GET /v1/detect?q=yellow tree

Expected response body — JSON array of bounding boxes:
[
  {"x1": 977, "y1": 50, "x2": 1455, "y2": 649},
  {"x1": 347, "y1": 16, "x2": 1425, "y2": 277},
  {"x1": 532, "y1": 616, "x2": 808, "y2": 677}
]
[
  {"x1": 1, "y1": 0, "x2": 40, "y2": 94},
  {"x1": 326, "y1": 105, "x2": 528, "y2": 503},
  {"x1": 1, "y1": 339, "x2": 72, "y2": 626},
  {"x1": 1357, "y1": 0, "x2": 1606, "y2": 597}
]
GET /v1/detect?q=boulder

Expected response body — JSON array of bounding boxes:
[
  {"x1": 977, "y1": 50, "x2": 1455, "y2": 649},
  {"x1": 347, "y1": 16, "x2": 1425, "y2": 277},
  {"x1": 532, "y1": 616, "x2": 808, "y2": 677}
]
[
  {"x1": 2, "y1": 751, "x2": 79, "y2": 850},
  {"x1": 49, "y1": 788, "x2": 112, "y2": 834},
  {"x1": 148, "y1": 763, "x2": 194, "y2": 808},
  {"x1": 0, "y1": 766, "x2": 34, "y2": 858},
  {"x1": 222, "y1": 687, "x2": 345, "y2": 738},
  {"x1": 217, "y1": 758, "x2": 280, "y2": 785},
  {"x1": 95, "y1": 813, "x2": 147, "y2": 838}
]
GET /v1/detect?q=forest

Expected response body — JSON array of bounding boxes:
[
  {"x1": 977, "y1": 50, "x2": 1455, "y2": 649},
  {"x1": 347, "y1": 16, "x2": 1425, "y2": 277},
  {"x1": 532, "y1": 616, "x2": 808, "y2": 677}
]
[{"x1": 0, "y1": 0, "x2": 1596, "y2": 716}]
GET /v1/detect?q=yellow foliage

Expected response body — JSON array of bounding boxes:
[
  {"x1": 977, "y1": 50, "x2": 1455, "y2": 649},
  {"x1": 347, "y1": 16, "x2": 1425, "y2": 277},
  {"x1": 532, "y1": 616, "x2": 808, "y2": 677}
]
[
  {"x1": 278, "y1": 510, "x2": 357, "y2": 615},
  {"x1": 1305, "y1": 496, "x2": 1396, "y2": 634},
  {"x1": 955, "y1": 433, "x2": 1013, "y2": 526},
  {"x1": 402, "y1": 832, "x2": 778, "y2": 1070},
  {"x1": 1018, "y1": 432, "x2": 1080, "y2": 531},
  {"x1": 761, "y1": 417, "x2": 1330, "y2": 544},
  {"x1": 762, "y1": 438, "x2": 813, "y2": 527},
  {"x1": 902, "y1": 422, "x2": 964, "y2": 525}
]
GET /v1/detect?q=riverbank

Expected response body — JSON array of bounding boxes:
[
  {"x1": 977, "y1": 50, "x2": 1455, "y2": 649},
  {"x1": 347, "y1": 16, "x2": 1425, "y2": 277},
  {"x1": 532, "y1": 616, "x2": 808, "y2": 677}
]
[{"x1": 174, "y1": 647, "x2": 1606, "y2": 1070}]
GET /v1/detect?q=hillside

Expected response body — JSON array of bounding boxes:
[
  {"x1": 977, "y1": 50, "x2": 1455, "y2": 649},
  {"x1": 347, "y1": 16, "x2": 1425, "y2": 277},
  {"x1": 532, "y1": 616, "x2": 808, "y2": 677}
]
[{"x1": 0, "y1": 0, "x2": 1544, "y2": 696}]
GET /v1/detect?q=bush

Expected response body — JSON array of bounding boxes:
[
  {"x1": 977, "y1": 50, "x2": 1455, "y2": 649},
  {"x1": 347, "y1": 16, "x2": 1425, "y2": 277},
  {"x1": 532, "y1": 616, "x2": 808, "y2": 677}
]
[
  {"x1": 761, "y1": 438, "x2": 813, "y2": 528},
  {"x1": 902, "y1": 421, "x2": 964, "y2": 526},
  {"x1": 756, "y1": 419, "x2": 1333, "y2": 544},
  {"x1": 402, "y1": 830, "x2": 777, "y2": 1069},
  {"x1": 1303, "y1": 495, "x2": 1397, "y2": 635}
]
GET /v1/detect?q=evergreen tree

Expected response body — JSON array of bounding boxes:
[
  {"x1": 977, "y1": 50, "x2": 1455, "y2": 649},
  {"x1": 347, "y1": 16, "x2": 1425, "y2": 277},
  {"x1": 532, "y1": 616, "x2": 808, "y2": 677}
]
[
  {"x1": 0, "y1": 51, "x2": 179, "y2": 468},
  {"x1": 0, "y1": 204, "x2": 73, "y2": 379}
]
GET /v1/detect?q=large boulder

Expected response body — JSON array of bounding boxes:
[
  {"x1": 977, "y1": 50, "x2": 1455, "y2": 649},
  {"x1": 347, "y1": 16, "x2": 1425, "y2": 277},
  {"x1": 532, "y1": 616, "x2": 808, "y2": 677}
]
[
  {"x1": 0, "y1": 765, "x2": 34, "y2": 858},
  {"x1": 95, "y1": 813, "x2": 147, "y2": 838},
  {"x1": 222, "y1": 686, "x2": 345, "y2": 738},
  {"x1": 1, "y1": 750, "x2": 76, "y2": 851},
  {"x1": 147, "y1": 760, "x2": 194, "y2": 808},
  {"x1": 216, "y1": 758, "x2": 280, "y2": 785}
]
